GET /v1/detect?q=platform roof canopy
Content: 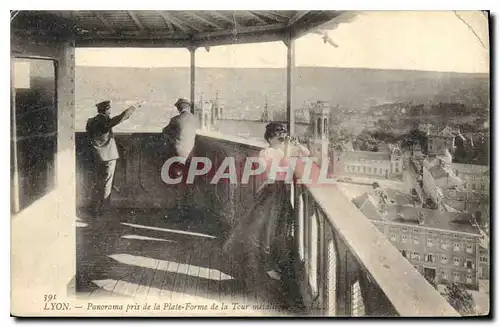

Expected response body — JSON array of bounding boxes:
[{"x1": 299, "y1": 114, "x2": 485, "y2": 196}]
[{"x1": 12, "y1": 10, "x2": 348, "y2": 47}]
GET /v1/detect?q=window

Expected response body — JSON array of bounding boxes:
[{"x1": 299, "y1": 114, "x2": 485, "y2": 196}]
[
  {"x1": 368, "y1": 167, "x2": 371, "y2": 173},
  {"x1": 441, "y1": 271, "x2": 448, "y2": 280},
  {"x1": 466, "y1": 237, "x2": 474, "y2": 241},
  {"x1": 12, "y1": 58, "x2": 58, "y2": 213},
  {"x1": 466, "y1": 244, "x2": 474, "y2": 253},
  {"x1": 390, "y1": 233, "x2": 397, "y2": 242},
  {"x1": 441, "y1": 255, "x2": 448, "y2": 264},
  {"x1": 395, "y1": 167, "x2": 399, "y2": 173},
  {"x1": 427, "y1": 238, "x2": 433, "y2": 247},
  {"x1": 472, "y1": 183, "x2": 476, "y2": 190},
  {"x1": 401, "y1": 250, "x2": 407, "y2": 258},
  {"x1": 402, "y1": 227, "x2": 408, "y2": 232},
  {"x1": 413, "y1": 228, "x2": 419, "y2": 233},
  {"x1": 480, "y1": 256, "x2": 488, "y2": 263},
  {"x1": 453, "y1": 243, "x2": 461, "y2": 251},
  {"x1": 466, "y1": 260, "x2": 473, "y2": 270},
  {"x1": 453, "y1": 234, "x2": 459, "y2": 238},
  {"x1": 412, "y1": 252, "x2": 421, "y2": 260},
  {"x1": 413, "y1": 236, "x2": 420, "y2": 245},
  {"x1": 441, "y1": 240, "x2": 449, "y2": 250},
  {"x1": 425, "y1": 254, "x2": 435, "y2": 262},
  {"x1": 481, "y1": 184, "x2": 485, "y2": 191},
  {"x1": 466, "y1": 275, "x2": 473, "y2": 284},
  {"x1": 453, "y1": 272, "x2": 461, "y2": 282},
  {"x1": 453, "y1": 257, "x2": 460, "y2": 266},
  {"x1": 402, "y1": 235, "x2": 408, "y2": 244}
]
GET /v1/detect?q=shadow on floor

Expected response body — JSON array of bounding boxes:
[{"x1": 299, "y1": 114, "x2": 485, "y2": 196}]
[{"x1": 75, "y1": 207, "x2": 302, "y2": 312}]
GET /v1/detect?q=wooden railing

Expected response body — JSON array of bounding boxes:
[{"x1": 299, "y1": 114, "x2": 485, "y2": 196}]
[
  {"x1": 75, "y1": 130, "x2": 460, "y2": 316},
  {"x1": 197, "y1": 132, "x2": 460, "y2": 317}
]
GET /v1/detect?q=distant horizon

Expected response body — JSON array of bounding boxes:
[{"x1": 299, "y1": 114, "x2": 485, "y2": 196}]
[{"x1": 75, "y1": 65, "x2": 490, "y2": 76}]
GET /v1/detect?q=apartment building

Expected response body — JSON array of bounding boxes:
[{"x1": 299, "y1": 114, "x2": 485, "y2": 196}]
[
  {"x1": 332, "y1": 143, "x2": 403, "y2": 180},
  {"x1": 353, "y1": 190, "x2": 482, "y2": 290}
]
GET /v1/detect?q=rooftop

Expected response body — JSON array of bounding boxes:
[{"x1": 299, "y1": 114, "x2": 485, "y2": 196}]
[
  {"x1": 451, "y1": 163, "x2": 489, "y2": 175},
  {"x1": 428, "y1": 165, "x2": 449, "y2": 180},
  {"x1": 353, "y1": 193, "x2": 481, "y2": 235},
  {"x1": 342, "y1": 150, "x2": 391, "y2": 161}
]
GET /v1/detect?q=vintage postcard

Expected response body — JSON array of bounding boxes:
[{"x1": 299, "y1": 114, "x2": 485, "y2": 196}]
[{"x1": 10, "y1": 9, "x2": 490, "y2": 317}]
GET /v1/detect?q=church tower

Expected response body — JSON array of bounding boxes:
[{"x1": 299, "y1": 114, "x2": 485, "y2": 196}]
[
  {"x1": 308, "y1": 101, "x2": 330, "y2": 164},
  {"x1": 260, "y1": 94, "x2": 273, "y2": 122},
  {"x1": 196, "y1": 93, "x2": 213, "y2": 131},
  {"x1": 213, "y1": 89, "x2": 224, "y2": 121}
]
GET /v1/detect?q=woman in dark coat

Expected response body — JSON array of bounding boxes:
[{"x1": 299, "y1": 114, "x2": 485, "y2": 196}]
[{"x1": 222, "y1": 122, "x2": 310, "y2": 287}]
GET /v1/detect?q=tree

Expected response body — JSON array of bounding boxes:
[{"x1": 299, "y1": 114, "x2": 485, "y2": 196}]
[{"x1": 443, "y1": 283, "x2": 475, "y2": 316}]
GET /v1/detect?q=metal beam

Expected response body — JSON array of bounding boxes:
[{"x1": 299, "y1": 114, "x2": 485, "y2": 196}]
[
  {"x1": 192, "y1": 23, "x2": 286, "y2": 40},
  {"x1": 291, "y1": 11, "x2": 344, "y2": 39},
  {"x1": 74, "y1": 30, "x2": 286, "y2": 48},
  {"x1": 243, "y1": 11, "x2": 267, "y2": 24},
  {"x1": 188, "y1": 11, "x2": 225, "y2": 30},
  {"x1": 249, "y1": 11, "x2": 289, "y2": 23},
  {"x1": 287, "y1": 10, "x2": 310, "y2": 27},
  {"x1": 159, "y1": 12, "x2": 174, "y2": 31},
  {"x1": 160, "y1": 12, "x2": 202, "y2": 33},
  {"x1": 75, "y1": 37, "x2": 191, "y2": 48},
  {"x1": 94, "y1": 12, "x2": 116, "y2": 34},
  {"x1": 128, "y1": 11, "x2": 145, "y2": 31},
  {"x1": 189, "y1": 46, "x2": 196, "y2": 114},
  {"x1": 210, "y1": 11, "x2": 241, "y2": 29},
  {"x1": 285, "y1": 35, "x2": 296, "y2": 136},
  {"x1": 191, "y1": 31, "x2": 285, "y2": 47},
  {"x1": 10, "y1": 58, "x2": 20, "y2": 214}
]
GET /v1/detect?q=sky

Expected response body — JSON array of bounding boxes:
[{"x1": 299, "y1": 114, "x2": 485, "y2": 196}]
[{"x1": 75, "y1": 11, "x2": 489, "y2": 73}]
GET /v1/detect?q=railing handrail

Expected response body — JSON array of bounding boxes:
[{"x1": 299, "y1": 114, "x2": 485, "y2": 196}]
[
  {"x1": 306, "y1": 184, "x2": 460, "y2": 317},
  {"x1": 74, "y1": 129, "x2": 269, "y2": 150}
]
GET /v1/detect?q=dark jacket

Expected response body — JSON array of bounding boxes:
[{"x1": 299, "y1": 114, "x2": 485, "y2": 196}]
[
  {"x1": 86, "y1": 109, "x2": 132, "y2": 161},
  {"x1": 162, "y1": 110, "x2": 198, "y2": 158}
]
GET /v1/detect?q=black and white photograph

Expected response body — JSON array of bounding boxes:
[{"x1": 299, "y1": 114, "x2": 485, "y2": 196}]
[{"x1": 9, "y1": 8, "x2": 491, "y2": 317}]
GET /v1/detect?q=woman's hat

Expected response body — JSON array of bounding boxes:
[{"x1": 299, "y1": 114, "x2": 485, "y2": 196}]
[
  {"x1": 265, "y1": 122, "x2": 287, "y2": 133},
  {"x1": 264, "y1": 122, "x2": 287, "y2": 141}
]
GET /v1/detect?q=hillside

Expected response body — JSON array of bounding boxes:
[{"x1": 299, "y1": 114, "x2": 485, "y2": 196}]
[{"x1": 75, "y1": 66, "x2": 489, "y2": 130}]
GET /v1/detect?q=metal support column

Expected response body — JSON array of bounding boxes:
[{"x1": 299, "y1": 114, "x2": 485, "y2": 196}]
[
  {"x1": 189, "y1": 46, "x2": 197, "y2": 114},
  {"x1": 285, "y1": 35, "x2": 296, "y2": 136},
  {"x1": 10, "y1": 57, "x2": 20, "y2": 213}
]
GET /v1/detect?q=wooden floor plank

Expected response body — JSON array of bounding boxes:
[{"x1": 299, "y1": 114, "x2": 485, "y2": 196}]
[
  {"x1": 135, "y1": 257, "x2": 160, "y2": 301},
  {"x1": 146, "y1": 259, "x2": 169, "y2": 300},
  {"x1": 181, "y1": 239, "x2": 204, "y2": 299},
  {"x1": 77, "y1": 209, "x2": 296, "y2": 315},
  {"x1": 196, "y1": 239, "x2": 213, "y2": 299},
  {"x1": 159, "y1": 244, "x2": 185, "y2": 300},
  {"x1": 162, "y1": 237, "x2": 194, "y2": 299}
]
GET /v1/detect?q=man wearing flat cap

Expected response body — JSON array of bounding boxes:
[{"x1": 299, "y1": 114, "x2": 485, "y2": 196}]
[
  {"x1": 86, "y1": 100, "x2": 141, "y2": 216},
  {"x1": 162, "y1": 97, "x2": 198, "y2": 219},
  {"x1": 162, "y1": 98, "x2": 198, "y2": 159}
]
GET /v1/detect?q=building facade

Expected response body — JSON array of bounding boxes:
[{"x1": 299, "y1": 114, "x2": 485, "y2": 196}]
[
  {"x1": 353, "y1": 190, "x2": 482, "y2": 290},
  {"x1": 422, "y1": 152, "x2": 489, "y2": 221},
  {"x1": 426, "y1": 126, "x2": 456, "y2": 155},
  {"x1": 332, "y1": 143, "x2": 403, "y2": 180}
]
